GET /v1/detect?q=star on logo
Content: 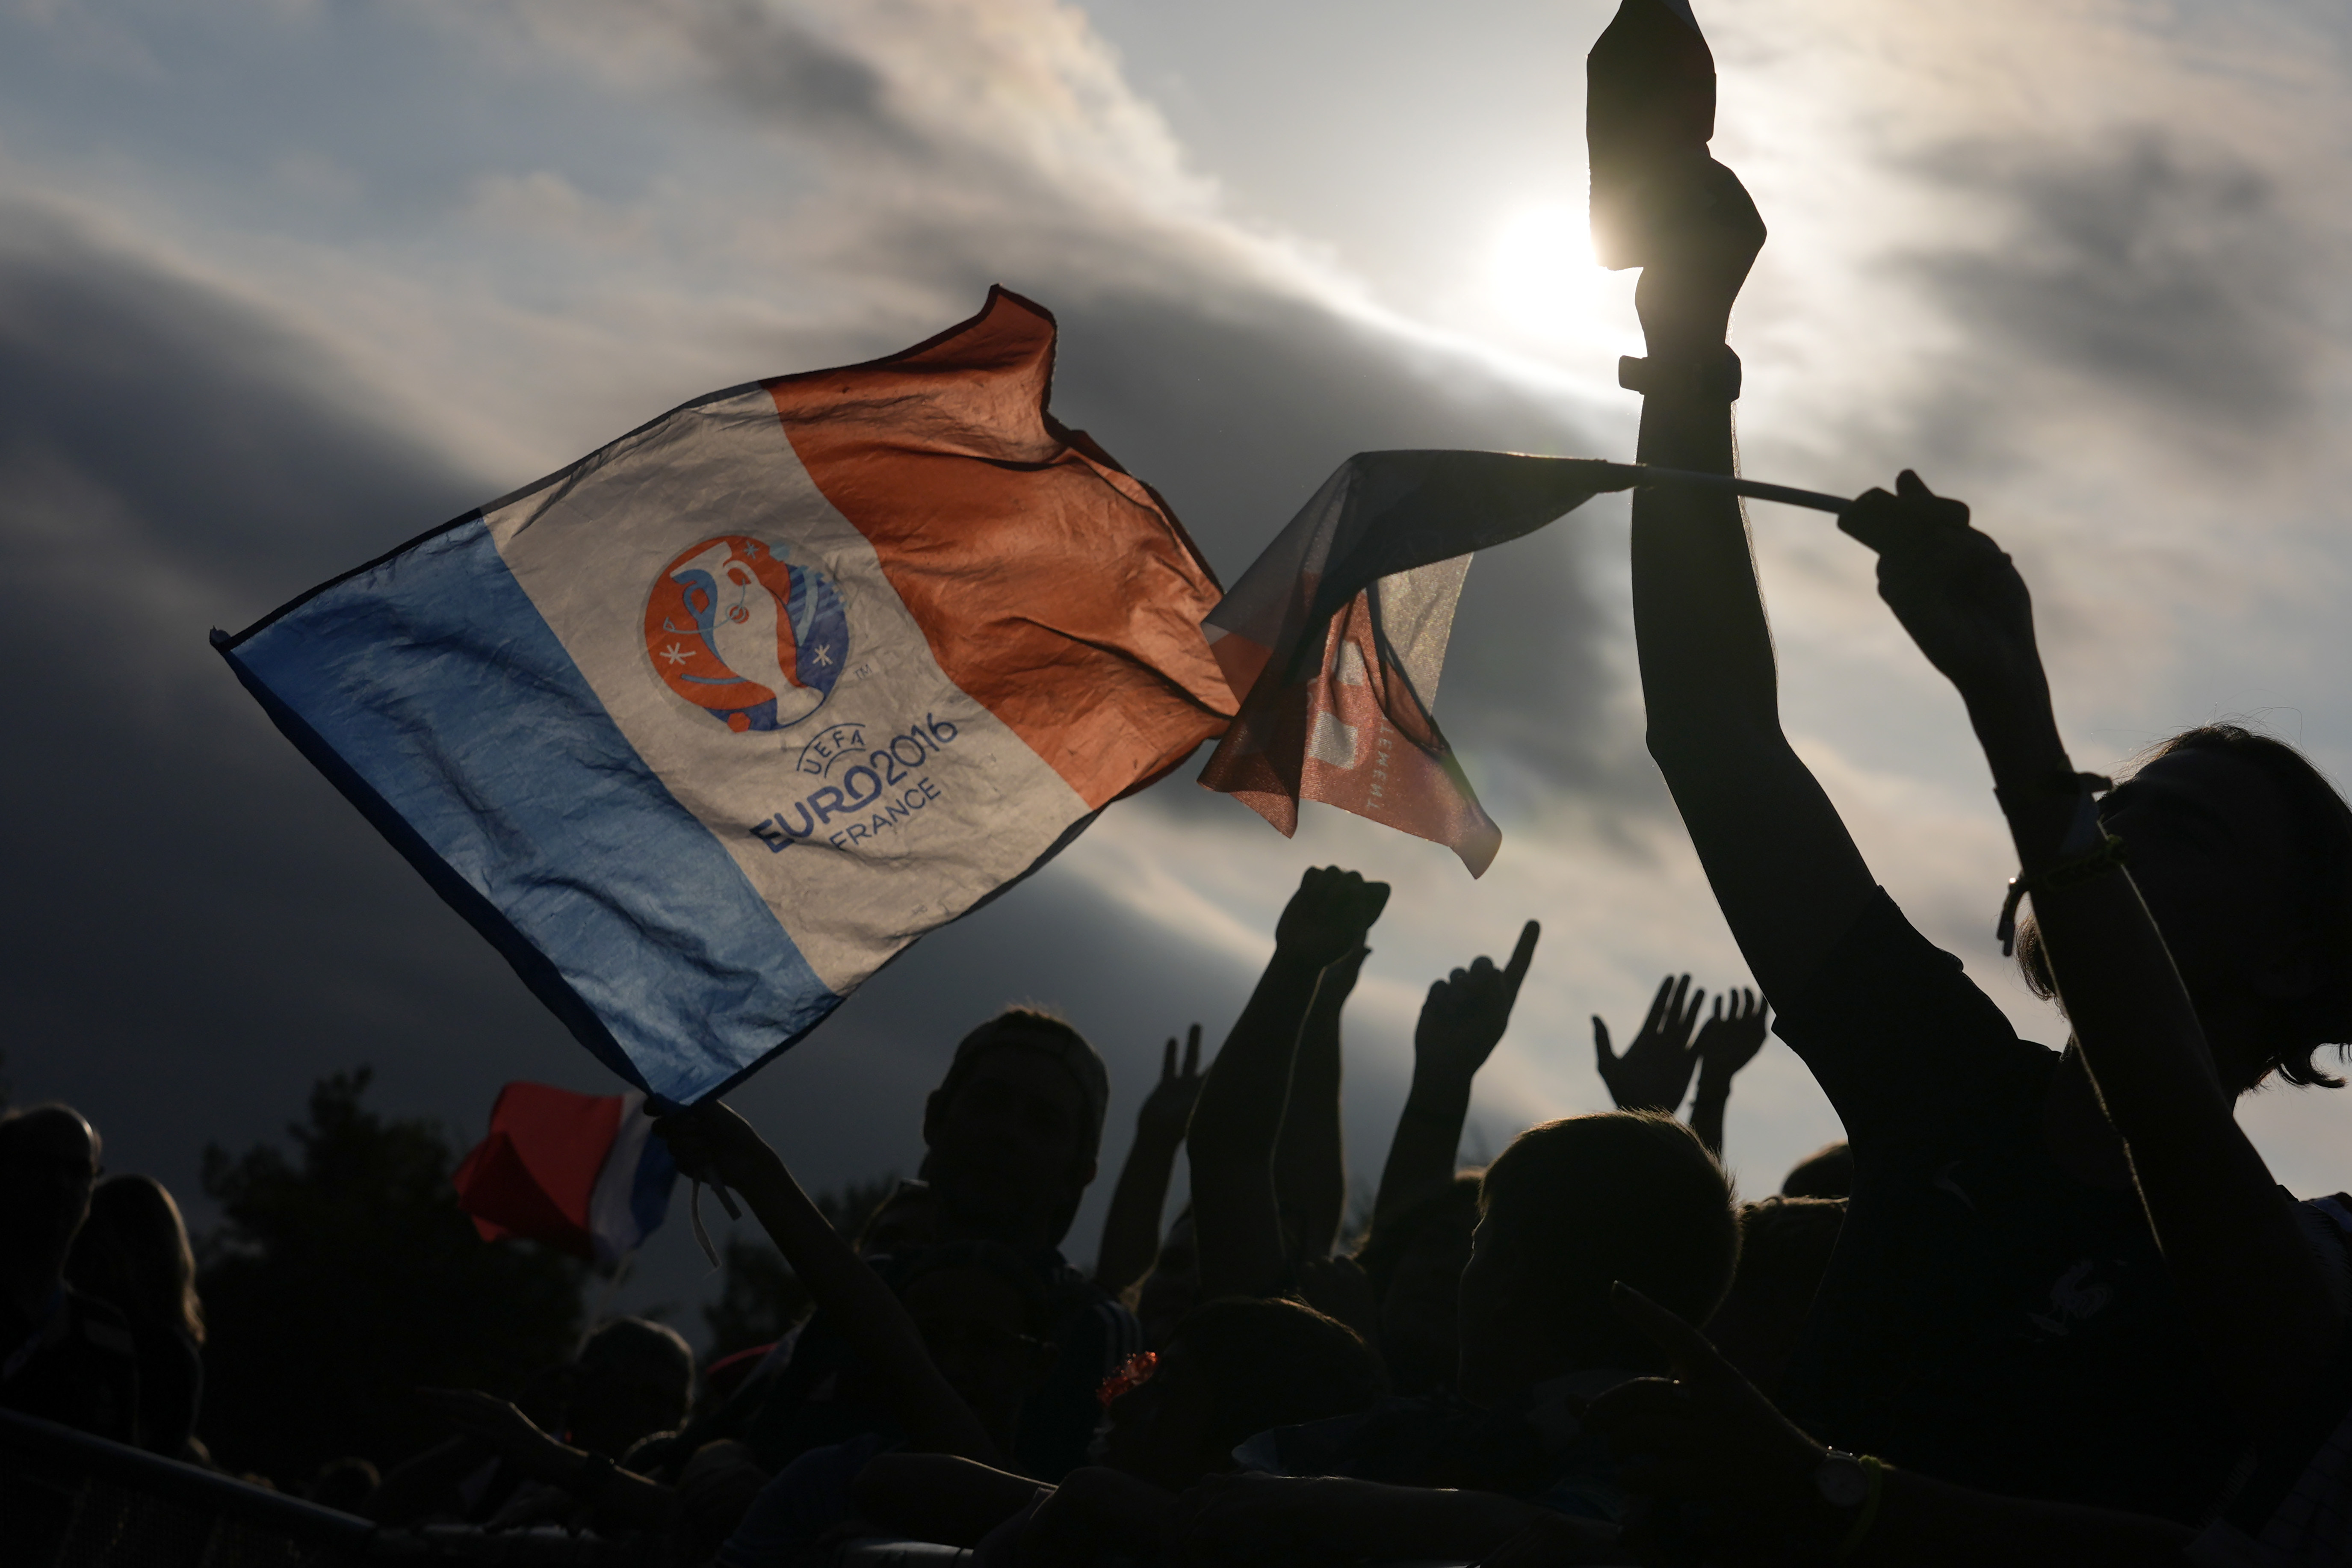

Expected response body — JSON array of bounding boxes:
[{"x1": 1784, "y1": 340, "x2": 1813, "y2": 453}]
[
  {"x1": 809, "y1": 644, "x2": 835, "y2": 668},
  {"x1": 742, "y1": 540, "x2": 764, "y2": 559},
  {"x1": 661, "y1": 642, "x2": 691, "y2": 666}
]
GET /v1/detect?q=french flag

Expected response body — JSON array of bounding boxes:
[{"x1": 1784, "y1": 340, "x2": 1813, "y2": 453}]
[
  {"x1": 455, "y1": 1082, "x2": 679, "y2": 1265},
  {"x1": 213, "y1": 291, "x2": 1234, "y2": 1105}
]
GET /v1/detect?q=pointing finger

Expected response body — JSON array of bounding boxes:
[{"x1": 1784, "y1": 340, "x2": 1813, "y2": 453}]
[
  {"x1": 1503, "y1": 921, "x2": 1541, "y2": 991},
  {"x1": 1185, "y1": 1023, "x2": 1202, "y2": 1076}
]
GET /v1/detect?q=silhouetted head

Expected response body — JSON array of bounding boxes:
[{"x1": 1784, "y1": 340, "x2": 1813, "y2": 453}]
[
  {"x1": 568, "y1": 1317, "x2": 694, "y2": 1459},
  {"x1": 896, "y1": 1240, "x2": 1056, "y2": 1451},
  {"x1": 1101, "y1": 1296, "x2": 1385, "y2": 1491},
  {"x1": 1458, "y1": 1111, "x2": 1738, "y2": 1403},
  {"x1": 65, "y1": 1175, "x2": 204, "y2": 1344},
  {"x1": 923, "y1": 1008, "x2": 1108, "y2": 1249},
  {"x1": 0, "y1": 1104, "x2": 103, "y2": 1275},
  {"x1": 1353, "y1": 1170, "x2": 1483, "y2": 1397},
  {"x1": 2017, "y1": 724, "x2": 2352, "y2": 1095},
  {"x1": 1703, "y1": 1196, "x2": 1844, "y2": 1397},
  {"x1": 1135, "y1": 1205, "x2": 1199, "y2": 1349},
  {"x1": 1779, "y1": 1141, "x2": 1852, "y2": 1200}
]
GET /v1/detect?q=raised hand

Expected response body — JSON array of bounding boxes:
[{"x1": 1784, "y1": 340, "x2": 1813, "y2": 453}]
[
  {"x1": 1413, "y1": 921, "x2": 1542, "y2": 1085},
  {"x1": 1838, "y1": 471, "x2": 2040, "y2": 707},
  {"x1": 1630, "y1": 156, "x2": 1767, "y2": 354},
  {"x1": 1317, "y1": 942, "x2": 1373, "y2": 1005},
  {"x1": 1273, "y1": 866, "x2": 1391, "y2": 971},
  {"x1": 1687, "y1": 987, "x2": 1768, "y2": 1156},
  {"x1": 1593, "y1": 974, "x2": 1708, "y2": 1113},
  {"x1": 1694, "y1": 989, "x2": 1770, "y2": 1090},
  {"x1": 1136, "y1": 1025, "x2": 1207, "y2": 1144},
  {"x1": 649, "y1": 1098, "x2": 777, "y2": 1194}
]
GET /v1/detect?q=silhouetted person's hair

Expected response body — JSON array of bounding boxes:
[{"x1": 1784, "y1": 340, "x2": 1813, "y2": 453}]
[
  {"x1": 66, "y1": 1175, "x2": 204, "y2": 1345},
  {"x1": 2017, "y1": 723, "x2": 2352, "y2": 1087},
  {"x1": 1481, "y1": 1110, "x2": 1741, "y2": 1331},
  {"x1": 1780, "y1": 1140, "x2": 1853, "y2": 1199},
  {"x1": 1353, "y1": 1169, "x2": 1483, "y2": 1300},
  {"x1": 583, "y1": 1314, "x2": 693, "y2": 1370},
  {"x1": 1166, "y1": 1296, "x2": 1386, "y2": 1454},
  {"x1": 936, "y1": 1007, "x2": 1111, "y2": 1163},
  {"x1": 0, "y1": 1102, "x2": 102, "y2": 1167}
]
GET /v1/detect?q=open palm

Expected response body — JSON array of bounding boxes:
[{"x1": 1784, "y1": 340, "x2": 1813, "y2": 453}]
[{"x1": 1594, "y1": 974, "x2": 1708, "y2": 1113}]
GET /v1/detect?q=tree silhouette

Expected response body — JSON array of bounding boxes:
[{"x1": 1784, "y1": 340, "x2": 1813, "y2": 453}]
[{"x1": 196, "y1": 1069, "x2": 584, "y2": 1484}]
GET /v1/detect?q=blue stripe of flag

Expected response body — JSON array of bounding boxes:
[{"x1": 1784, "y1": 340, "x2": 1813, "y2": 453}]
[{"x1": 220, "y1": 517, "x2": 836, "y2": 1104}]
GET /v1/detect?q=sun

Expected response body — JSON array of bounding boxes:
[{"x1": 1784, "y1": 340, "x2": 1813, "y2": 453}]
[{"x1": 1483, "y1": 202, "x2": 1640, "y2": 354}]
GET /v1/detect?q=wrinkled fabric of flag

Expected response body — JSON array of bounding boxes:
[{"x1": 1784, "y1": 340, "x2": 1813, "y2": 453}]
[
  {"x1": 1199, "y1": 452, "x2": 1644, "y2": 877},
  {"x1": 216, "y1": 289, "x2": 1235, "y2": 1105}
]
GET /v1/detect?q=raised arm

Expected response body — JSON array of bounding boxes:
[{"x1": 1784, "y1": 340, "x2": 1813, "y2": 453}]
[
  {"x1": 1625, "y1": 152, "x2": 1876, "y2": 1001},
  {"x1": 652, "y1": 1101, "x2": 1002, "y2": 1465},
  {"x1": 1839, "y1": 475, "x2": 2340, "y2": 1434},
  {"x1": 1371, "y1": 922, "x2": 1539, "y2": 1229},
  {"x1": 1095, "y1": 1025, "x2": 1205, "y2": 1296},
  {"x1": 1687, "y1": 989, "x2": 1770, "y2": 1155},
  {"x1": 1276, "y1": 945, "x2": 1364, "y2": 1263},
  {"x1": 1188, "y1": 867, "x2": 1389, "y2": 1300}
]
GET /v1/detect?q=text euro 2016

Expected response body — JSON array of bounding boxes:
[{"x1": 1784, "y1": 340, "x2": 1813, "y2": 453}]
[{"x1": 748, "y1": 715, "x2": 961, "y2": 853}]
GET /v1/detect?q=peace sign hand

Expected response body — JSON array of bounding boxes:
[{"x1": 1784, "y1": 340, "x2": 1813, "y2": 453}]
[{"x1": 1137, "y1": 1024, "x2": 1207, "y2": 1143}]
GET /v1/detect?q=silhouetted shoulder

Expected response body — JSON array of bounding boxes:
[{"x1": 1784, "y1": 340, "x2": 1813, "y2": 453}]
[{"x1": 1771, "y1": 889, "x2": 2056, "y2": 1158}]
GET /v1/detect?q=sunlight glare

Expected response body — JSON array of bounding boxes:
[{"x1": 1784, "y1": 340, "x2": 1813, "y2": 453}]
[{"x1": 1483, "y1": 202, "x2": 1638, "y2": 354}]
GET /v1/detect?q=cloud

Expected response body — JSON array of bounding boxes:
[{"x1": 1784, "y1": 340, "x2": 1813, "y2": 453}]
[{"x1": 1911, "y1": 131, "x2": 2316, "y2": 440}]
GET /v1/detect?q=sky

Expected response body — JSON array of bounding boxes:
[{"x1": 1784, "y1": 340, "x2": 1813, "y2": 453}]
[{"x1": 5, "y1": 0, "x2": 2351, "y2": 1338}]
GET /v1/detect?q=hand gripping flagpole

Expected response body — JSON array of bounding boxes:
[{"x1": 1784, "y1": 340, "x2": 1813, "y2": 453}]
[{"x1": 644, "y1": 1094, "x2": 743, "y2": 1272}]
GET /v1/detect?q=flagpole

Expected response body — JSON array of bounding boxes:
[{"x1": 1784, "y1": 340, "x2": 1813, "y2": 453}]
[{"x1": 1631, "y1": 465, "x2": 1850, "y2": 514}]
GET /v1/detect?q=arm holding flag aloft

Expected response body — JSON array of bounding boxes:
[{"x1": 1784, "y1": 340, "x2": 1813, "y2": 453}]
[
  {"x1": 652, "y1": 1101, "x2": 1007, "y2": 1466},
  {"x1": 1837, "y1": 476, "x2": 2343, "y2": 1437},
  {"x1": 1600, "y1": 0, "x2": 1878, "y2": 1003}
]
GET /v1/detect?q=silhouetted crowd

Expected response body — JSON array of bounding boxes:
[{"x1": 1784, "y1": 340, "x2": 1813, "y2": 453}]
[{"x1": 11, "y1": 16, "x2": 2352, "y2": 1564}]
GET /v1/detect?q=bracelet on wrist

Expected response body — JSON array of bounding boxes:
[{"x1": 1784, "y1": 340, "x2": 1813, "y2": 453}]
[
  {"x1": 1620, "y1": 345, "x2": 1742, "y2": 403},
  {"x1": 1997, "y1": 834, "x2": 2128, "y2": 956}
]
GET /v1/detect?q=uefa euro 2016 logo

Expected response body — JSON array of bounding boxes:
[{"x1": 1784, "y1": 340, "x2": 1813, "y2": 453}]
[{"x1": 644, "y1": 535, "x2": 849, "y2": 733}]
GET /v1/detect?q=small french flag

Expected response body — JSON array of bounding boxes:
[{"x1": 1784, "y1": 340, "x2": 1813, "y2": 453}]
[{"x1": 454, "y1": 1082, "x2": 681, "y2": 1265}]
